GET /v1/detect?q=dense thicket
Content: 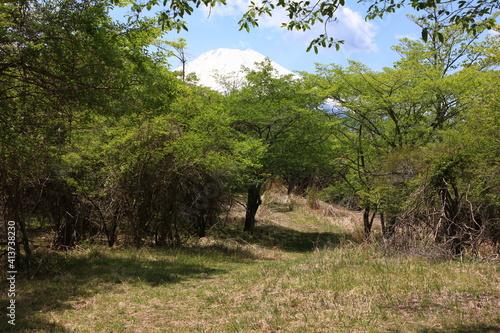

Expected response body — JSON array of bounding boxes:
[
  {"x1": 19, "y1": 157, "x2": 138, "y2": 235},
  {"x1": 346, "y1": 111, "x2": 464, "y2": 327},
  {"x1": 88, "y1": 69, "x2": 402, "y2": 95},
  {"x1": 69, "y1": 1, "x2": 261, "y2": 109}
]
[
  {"x1": 0, "y1": 0, "x2": 249, "y2": 258},
  {"x1": 313, "y1": 18, "x2": 500, "y2": 255},
  {"x1": 0, "y1": 0, "x2": 498, "y2": 265}
]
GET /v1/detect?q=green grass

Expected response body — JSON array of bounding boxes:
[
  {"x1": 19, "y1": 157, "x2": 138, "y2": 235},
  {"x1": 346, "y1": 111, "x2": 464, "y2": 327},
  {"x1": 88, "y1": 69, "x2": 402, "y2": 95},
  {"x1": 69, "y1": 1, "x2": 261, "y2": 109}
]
[{"x1": 1, "y1": 196, "x2": 499, "y2": 332}]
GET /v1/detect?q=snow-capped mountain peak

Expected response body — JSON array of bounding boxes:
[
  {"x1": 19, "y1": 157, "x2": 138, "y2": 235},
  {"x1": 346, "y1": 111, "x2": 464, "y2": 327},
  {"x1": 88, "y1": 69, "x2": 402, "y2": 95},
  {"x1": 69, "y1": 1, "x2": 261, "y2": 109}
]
[{"x1": 174, "y1": 48, "x2": 295, "y2": 93}]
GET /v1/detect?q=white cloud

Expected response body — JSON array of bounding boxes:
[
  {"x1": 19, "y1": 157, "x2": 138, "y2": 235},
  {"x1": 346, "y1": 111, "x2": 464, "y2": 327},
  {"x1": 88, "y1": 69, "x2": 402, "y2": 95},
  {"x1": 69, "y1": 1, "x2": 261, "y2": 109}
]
[
  {"x1": 331, "y1": 7, "x2": 378, "y2": 53},
  {"x1": 257, "y1": 6, "x2": 289, "y2": 28},
  {"x1": 260, "y1": 6, "x2": 378, "y2": 53},
  {"x1": 201, "y1": 0, "x2": 250, "y2": 18},
  {"x1": 201, "y1": 3, "x2": 378, "y2": 53}
]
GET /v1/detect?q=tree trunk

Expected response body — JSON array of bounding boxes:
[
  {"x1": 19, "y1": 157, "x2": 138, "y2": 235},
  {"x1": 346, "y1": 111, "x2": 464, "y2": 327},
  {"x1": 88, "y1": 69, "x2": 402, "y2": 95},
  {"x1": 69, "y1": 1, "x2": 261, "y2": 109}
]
[
  {"x1": 438, "y1": 183, "x2": 462, "y2": 255},
  {"x1": 197, "y1": 215, "x2": 206, "y2": 238},
  {"x1": 363, "y1": 206, "x2": 377, "y2": 240},
  {"x1": 244, "y1": 184, "x2": 262, "y2": 232},
  {"x1": 380, "y1": 212, "x2": 386, "y2": 237},
  {"x1": 381, "y1": 212, "x2": 397, "y2": 240},
  {"x1": 55, "y1": 216, "x2": 75, "y2": 248}
]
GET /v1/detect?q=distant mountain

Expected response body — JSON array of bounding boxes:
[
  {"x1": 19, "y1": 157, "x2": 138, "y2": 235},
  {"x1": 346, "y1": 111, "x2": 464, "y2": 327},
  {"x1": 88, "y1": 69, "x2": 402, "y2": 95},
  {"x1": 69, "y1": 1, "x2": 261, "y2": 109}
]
[{"x1": 174, "y1": 48, "x2": 295, "y2": 93}]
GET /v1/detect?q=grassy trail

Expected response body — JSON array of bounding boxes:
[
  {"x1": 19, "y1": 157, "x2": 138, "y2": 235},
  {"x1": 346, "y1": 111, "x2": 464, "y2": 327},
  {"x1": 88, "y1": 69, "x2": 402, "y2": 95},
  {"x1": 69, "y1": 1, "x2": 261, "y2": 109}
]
[{"x1": 1, "y1": 194, "x2": 499, "y2": 332}]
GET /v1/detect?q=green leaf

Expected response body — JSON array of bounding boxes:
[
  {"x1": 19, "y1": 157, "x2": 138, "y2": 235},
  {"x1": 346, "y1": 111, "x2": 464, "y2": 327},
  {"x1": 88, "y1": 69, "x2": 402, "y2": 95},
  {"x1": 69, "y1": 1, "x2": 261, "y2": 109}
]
[{"x1": 421, "y1": 28, "x2": 429, "y2": 42}]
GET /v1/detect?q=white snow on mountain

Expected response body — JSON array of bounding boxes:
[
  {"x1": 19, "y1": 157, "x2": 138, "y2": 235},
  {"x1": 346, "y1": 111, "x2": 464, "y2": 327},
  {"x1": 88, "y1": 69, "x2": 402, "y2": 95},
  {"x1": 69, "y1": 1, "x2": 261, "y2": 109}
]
[{"x1": 174, "y1": 48, "x2": 296, "y2": 93}]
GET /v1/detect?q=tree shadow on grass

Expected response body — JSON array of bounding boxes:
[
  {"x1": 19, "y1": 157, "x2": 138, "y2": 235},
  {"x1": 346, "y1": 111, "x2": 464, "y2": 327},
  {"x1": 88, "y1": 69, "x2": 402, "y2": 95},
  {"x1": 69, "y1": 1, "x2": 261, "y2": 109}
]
[
  {"x1": 0, "y1": 217, "x2": 350, "y2": 331},
  {"x1": 0, "y1": 247, "x2": 231, "y2": 332},
  {"x1": 216, "y1": 219, "x2": 352, "y2": 253}
]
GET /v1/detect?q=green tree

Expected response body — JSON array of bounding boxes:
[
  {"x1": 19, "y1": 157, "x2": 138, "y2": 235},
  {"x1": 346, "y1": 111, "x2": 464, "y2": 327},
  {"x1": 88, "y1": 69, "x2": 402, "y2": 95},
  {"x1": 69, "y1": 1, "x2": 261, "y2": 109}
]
[
  {"x1": 393, "y1": 13, "x2": 500, "y2": 76},
  {"x1": 225, "y1": 60, "x2": 331, "y2": 231},
  {"x1": 397, "y1": 68, "x2": 500, "y2": 255},
  {"x1": 65, "y1": 76, "x2": 258, "y2": 246},
  {"x1": 0, "y1": 0, "x2": 172, "y2": 252},
  {"x1": 311, "y1": 61, "x2": 433, "y2": 237},
  {"x1": 309, "y1": 19, "x2": 490, "y2": 238},
  {"x1": 309, "y1": 19, "x2": 499, "y2": 251}
]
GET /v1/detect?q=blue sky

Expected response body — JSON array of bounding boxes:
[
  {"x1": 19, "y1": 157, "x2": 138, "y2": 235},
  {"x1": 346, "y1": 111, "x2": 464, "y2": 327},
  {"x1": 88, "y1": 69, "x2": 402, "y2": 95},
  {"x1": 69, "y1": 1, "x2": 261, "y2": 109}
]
[{"x1": 113, "y1": 2, "x2": 424, "y2": 73}]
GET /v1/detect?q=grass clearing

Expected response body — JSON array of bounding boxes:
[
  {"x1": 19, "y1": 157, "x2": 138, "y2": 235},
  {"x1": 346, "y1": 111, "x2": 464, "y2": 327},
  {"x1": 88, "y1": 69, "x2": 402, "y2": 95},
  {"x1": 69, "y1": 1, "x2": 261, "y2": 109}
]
[{"x1": 1, "y1": 193, "x2": 499, "y2": 332}]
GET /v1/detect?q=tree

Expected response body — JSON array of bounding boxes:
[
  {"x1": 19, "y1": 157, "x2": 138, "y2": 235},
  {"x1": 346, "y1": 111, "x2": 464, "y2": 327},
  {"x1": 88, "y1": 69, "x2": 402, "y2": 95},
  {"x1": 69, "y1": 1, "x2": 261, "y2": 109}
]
[
  {"x1": 128, "y1": 0, "x2": 499, "y2": 52},
  {"x1": 311, "y1": 61, "x2": 426, "y2": 237},
  {"x1": 393, "y1": 13, "x2": 500, "y2": 76},
  {"x1": 224, "y1": 60, "x2": 331, "y2": 231},
  {"x1": 155, "y1": 38, "x2": 189, "y2": 81},
  {"x1": 0, "y1": 0, "x2": 119, "y2": 255},
  {"x1": 392, "y1": 67, "x2": 500, "y2": 256},
  {"x1": 307, "y1": 11, "x2": 500, "y2": 240},
  {"x1": 64, "y1": 71, "x2": 260, "y2": 247},
  {"x1": 0, "y1": 0, "x2": 174, "y2": 252}
]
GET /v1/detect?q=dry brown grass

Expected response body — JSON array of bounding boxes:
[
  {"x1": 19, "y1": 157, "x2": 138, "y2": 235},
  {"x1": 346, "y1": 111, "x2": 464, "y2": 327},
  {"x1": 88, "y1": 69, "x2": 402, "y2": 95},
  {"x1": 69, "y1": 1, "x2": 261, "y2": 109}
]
[{"x1": 261, "y1": 189, "x2": 362, "y2": 232}]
